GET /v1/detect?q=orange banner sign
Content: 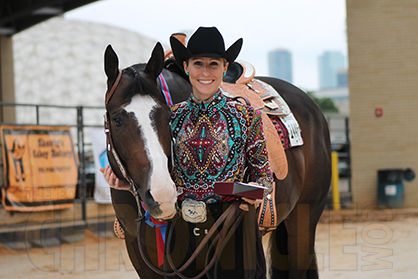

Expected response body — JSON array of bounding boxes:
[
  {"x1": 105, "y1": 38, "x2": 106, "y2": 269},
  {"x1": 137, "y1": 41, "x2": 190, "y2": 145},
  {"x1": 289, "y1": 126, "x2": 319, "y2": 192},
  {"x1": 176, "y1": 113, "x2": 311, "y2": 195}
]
[{"x1": 1, "y1": 125, "x2": 79, "y2": 211}]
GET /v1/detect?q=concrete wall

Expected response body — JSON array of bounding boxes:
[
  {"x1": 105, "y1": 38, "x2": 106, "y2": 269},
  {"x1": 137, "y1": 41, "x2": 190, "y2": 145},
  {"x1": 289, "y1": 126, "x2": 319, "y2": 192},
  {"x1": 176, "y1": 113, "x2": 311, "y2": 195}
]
[{"x1": 347, "y1": 0, "x2": 418, "y2": 209}]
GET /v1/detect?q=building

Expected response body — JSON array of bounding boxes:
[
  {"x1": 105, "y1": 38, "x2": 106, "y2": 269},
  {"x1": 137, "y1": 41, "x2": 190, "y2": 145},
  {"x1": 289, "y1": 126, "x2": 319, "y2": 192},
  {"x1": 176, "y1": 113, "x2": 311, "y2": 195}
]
[
  {"x1": 268, "y1": 49, "x2": 293, "y2": 83},
  {"x1": 347, "y1": 0, "x2": 418, "y2": 208},
  {"x1": 318, "y1": 51, "x2": 346, "y2": 89},
  {"x1": 337, "y1": 69, "x2": 348, "y2": 87},
  {"x1": 12, "y1": 16, "x2": 159, "y2": 125}
]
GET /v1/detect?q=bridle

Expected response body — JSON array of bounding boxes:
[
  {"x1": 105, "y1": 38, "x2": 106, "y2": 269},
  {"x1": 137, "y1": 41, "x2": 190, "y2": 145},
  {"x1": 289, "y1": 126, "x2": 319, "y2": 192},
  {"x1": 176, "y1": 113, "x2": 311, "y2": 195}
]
[
  {"x1": 105, "y1": 69, "x2": 123, "y2": 105},
  {"x1": 104, "y1": 68, "x2": 177, "y2": 221},
  {"x1": 104, "y1": 69, "x2": 143, "y2": 218}
]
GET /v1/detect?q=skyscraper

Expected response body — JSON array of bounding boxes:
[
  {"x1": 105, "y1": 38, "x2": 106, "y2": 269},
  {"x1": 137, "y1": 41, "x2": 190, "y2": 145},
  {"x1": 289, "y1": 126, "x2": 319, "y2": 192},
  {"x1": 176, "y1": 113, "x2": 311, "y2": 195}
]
[
  {"x1": 318, "y1": 51, "x2": 346, "y2": 89},
  {"x1": 337, "y1": 69, "x2": 348, "y2": 87},
  {"x1": 268, "y1": 49, "x2": 293, "y2": 83}
]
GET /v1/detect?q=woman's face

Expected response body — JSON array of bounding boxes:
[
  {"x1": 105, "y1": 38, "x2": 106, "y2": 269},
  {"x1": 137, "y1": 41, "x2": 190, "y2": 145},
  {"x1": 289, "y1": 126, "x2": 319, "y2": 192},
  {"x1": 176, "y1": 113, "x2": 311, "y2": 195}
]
[{"x1": 184, "y1": 57, "x2": 228, "y2": 101}]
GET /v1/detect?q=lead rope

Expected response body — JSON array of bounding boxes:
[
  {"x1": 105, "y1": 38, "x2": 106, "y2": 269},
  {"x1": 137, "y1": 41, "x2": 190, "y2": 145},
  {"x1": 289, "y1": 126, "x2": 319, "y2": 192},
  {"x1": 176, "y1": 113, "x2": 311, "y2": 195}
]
[{"x1": 166, "y1": 201, "x2": 243, "y2": 279}]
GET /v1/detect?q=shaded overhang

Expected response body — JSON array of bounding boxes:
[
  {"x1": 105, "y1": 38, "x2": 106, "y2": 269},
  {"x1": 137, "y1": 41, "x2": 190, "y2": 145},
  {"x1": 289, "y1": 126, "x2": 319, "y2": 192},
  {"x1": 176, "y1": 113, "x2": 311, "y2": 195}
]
[{"x1": 0, "y1": 0, "x2": 99, "y2": 36}]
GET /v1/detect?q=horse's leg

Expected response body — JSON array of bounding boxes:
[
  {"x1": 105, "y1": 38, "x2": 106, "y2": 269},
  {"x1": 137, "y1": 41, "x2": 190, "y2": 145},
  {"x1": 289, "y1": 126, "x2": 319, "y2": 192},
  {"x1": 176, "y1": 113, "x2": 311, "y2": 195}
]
[
  {"x1": 264, "y1": 222, "x2": 289, "y2": 279},
  {"x1": 255, "y1": 76, "x2": 330, "y2": 279},
  {"x1": 267, "y1": 148, "x2": 304, "y2": 279},
  {"x1": 266, "y1": 210, "x2": 319, "y2": 279},
  {"x1": 126, "y1": 225, "x2": 165, "y2": 279},
  {"x1": 284, "y1": 160, "x2": 329, "y2": 279},
  {"x1": 285, "y1": 203, "x2": 322, "y2": 279},
  {"x1": 285, "y1": 113, "x2": 330, "y2": 278},
  {"x1": 110, "y1": 189, "x2": 142, "y2": 274}
]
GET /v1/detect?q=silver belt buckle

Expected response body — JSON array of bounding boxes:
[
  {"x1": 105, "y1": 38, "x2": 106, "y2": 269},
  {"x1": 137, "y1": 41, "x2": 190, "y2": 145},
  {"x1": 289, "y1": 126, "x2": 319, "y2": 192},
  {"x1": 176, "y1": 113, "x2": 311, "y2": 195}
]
[{"x1": 181, "y1": 200, "x2": 207, "y2": 223}]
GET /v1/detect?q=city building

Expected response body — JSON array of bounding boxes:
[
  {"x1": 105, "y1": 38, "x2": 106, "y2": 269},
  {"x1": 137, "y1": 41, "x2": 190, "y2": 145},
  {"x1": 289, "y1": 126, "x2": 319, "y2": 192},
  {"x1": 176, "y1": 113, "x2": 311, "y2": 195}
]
[
  {"x1": 318, "y1": 51, "x2": 346, "y2": 89},
  {"x1": 337, "y1": 69, "x2": 348, "y2": 87},
  {"x1": 268, "y1": 49, "x2": 293, "y2": 83}
]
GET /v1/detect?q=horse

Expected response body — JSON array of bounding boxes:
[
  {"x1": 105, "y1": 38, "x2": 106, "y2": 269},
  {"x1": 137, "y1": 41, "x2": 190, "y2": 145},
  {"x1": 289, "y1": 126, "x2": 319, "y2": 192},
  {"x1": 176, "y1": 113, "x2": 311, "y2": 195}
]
[{"x1": 104, "y1": 42, "x2": 331, "y2": 279}]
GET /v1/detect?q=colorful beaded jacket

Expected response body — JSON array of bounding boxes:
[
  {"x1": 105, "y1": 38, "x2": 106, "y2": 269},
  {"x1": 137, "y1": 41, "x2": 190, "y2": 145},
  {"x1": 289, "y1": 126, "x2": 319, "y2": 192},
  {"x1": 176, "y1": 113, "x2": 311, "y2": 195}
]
[{"x1": 170, "y1": 90, "x2": 273, "y2": 203}]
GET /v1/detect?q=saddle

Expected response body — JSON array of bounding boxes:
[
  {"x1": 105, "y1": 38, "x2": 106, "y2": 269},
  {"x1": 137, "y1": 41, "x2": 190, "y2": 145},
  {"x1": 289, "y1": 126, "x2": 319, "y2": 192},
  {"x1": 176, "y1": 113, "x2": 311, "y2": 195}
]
[
  {"x1": 221, "y1": 61, "x2": 289, "y2": 180},
  {"x1": 221, "y1": 61, "x2": 302, "y2": 232}
]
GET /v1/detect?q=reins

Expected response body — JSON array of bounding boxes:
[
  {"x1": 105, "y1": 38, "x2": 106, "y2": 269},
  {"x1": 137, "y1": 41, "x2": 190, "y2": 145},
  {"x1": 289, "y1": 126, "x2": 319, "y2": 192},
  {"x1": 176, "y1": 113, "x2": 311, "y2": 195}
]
[{"x1": 137, "y1": 200, "x2": 246, "y2": 279}]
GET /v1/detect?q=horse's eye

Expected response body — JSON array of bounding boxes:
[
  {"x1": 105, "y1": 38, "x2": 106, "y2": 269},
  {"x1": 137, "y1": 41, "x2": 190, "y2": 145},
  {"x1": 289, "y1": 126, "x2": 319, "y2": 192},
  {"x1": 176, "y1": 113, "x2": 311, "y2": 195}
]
[{"x1": 112, "y1": 115, "x2": 123, "y2": 127}]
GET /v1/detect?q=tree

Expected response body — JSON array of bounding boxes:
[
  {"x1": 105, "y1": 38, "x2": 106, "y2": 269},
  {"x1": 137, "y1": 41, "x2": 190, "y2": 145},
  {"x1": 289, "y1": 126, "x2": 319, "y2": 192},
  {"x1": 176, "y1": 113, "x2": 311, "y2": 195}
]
[{"x1": 307, "y1": 92, "x2": 339, "y2": 113}]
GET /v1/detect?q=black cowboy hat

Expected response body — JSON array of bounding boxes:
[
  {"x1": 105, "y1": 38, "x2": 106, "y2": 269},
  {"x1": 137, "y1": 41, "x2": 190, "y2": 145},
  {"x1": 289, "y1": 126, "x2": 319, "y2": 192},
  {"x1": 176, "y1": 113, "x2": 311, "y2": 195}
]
[{"x1": 170, "y1": 26, "x2": 243, "y2": 67}]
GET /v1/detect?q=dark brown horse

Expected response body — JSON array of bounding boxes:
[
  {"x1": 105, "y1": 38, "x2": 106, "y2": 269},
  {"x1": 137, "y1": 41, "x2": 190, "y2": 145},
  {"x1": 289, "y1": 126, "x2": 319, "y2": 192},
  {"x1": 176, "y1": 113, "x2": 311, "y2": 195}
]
[{"x1": 104, "y1": 42, "x2": 331, "y2": 279}]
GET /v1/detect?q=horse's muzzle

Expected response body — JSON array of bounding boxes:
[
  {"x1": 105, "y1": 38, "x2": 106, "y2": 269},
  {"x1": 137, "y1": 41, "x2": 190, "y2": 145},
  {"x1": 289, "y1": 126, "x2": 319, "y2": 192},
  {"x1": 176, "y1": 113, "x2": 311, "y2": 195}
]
[{"x1": 144, "y1": 186, "x2": 177, "y2": 219}]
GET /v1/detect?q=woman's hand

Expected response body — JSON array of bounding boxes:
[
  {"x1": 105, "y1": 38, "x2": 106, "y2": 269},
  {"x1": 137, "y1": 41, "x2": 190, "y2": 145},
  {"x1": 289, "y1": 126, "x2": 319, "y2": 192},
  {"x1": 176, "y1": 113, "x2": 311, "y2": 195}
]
[
  {"x1": 99, "y1": 165, "x2": 131, "y2": 191},
  {"x1": 239, "y1": 182, "x2": 263, "y2": 211}
]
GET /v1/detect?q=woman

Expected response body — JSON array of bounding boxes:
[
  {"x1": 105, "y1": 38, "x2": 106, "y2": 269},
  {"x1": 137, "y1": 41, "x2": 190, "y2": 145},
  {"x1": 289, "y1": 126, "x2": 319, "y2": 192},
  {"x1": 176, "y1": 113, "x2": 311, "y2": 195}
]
[{"x1": 102, "y1": 26, "x2": 273, "y2": 278}]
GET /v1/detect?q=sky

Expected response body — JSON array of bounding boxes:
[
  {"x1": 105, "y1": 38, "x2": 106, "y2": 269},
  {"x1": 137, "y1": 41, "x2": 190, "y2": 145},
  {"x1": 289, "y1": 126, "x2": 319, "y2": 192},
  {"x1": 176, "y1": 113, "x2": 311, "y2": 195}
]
[{"x1": 65, "y1": 0, "x2": 347, "y2": 91}]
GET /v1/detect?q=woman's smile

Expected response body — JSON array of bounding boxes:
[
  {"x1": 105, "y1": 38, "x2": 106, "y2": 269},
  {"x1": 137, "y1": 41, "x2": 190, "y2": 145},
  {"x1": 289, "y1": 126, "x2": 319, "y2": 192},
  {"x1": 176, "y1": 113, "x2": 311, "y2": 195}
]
[
  {"x1": 184, "y1": 57, "x2": 228, "y2": 101},
  {"x1": 198, "y1": 79, "x2": 214, "y2": 84}
]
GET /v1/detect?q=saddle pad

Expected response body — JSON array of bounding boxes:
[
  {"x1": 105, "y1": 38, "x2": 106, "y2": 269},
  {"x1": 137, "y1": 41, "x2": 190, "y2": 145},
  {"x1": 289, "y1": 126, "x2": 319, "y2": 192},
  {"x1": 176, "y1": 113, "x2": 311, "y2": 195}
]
[{"x1": 271, "y1": 116, "x2": 304, "y2": 149}]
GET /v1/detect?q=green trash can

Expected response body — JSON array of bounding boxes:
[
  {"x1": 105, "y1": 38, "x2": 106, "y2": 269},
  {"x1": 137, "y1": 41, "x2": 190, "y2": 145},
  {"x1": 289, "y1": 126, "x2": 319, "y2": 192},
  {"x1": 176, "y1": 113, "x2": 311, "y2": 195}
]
[{"x1": 377, "y1": 169, "x2": 404, "y2": 208}]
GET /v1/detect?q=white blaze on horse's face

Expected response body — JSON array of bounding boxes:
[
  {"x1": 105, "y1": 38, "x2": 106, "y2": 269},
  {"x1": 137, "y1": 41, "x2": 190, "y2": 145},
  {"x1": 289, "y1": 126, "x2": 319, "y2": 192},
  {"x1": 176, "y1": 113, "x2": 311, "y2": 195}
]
[{"x1": 124, "y1": 94, "x2": 177, "y2": 218}]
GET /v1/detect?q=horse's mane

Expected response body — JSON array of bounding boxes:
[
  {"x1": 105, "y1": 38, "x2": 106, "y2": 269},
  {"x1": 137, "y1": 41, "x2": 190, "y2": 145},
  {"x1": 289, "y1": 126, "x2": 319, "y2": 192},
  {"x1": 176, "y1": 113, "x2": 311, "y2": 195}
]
[
  {"x1": 164, "y1": 58, "x2": 189, "y2": 80},
  {"x1": 122, "y1": 64, "x2": 160, "y2": 101}
]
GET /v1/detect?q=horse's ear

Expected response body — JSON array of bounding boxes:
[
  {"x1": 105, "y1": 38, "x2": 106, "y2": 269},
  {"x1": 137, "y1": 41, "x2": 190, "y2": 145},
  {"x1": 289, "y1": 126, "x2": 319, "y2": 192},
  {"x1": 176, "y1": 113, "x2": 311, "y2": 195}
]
[
  {"x1": 144, "y1": 42, "x2": 164, "y2": 80},
  {"x1": 104, "y1": 44, "x2": 119, "y2": 83}
]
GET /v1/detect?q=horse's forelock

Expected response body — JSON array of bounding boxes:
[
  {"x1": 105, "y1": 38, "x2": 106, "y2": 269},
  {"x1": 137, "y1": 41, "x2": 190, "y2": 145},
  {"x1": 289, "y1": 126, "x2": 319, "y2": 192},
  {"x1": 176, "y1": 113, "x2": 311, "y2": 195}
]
[{"x1": 122, "y1": 64, "x2": 164, "y2": 105}]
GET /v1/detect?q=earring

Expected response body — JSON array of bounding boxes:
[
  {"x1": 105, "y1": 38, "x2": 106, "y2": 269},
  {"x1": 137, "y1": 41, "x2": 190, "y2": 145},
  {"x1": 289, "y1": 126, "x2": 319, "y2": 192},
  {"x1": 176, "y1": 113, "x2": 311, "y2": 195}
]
[
  {"x1": 186, "y1": 72, "x2": 189, "y2": 76},
  {"x1": 223, "y1": 72, "x2": 226, "y2": 76}
]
